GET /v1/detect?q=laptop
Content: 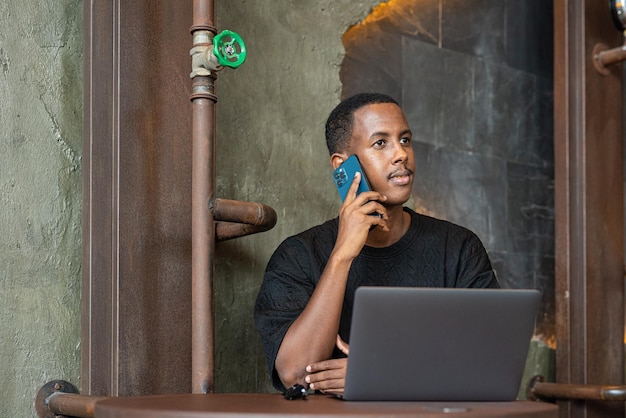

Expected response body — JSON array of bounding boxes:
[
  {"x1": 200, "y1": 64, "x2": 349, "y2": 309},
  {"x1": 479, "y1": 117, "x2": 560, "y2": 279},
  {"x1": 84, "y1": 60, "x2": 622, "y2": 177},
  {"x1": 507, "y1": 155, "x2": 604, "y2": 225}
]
[{"x1": 342, "y1": 287, "x2": 541, "y2": 401}]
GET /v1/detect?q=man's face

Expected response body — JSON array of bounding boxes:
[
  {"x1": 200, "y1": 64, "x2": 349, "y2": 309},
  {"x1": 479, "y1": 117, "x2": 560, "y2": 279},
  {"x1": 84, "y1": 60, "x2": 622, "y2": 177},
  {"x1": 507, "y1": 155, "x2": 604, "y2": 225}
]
[{"x1": 349, "y1": 103, "x2": 415, "y2": 206}]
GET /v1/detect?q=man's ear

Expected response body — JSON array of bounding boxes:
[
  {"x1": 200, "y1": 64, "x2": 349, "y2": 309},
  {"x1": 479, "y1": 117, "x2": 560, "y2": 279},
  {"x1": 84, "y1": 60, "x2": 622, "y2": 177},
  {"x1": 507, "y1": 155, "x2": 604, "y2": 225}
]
[{"x1": 330, "y1": 152, "x2": 349, "y2": 170}]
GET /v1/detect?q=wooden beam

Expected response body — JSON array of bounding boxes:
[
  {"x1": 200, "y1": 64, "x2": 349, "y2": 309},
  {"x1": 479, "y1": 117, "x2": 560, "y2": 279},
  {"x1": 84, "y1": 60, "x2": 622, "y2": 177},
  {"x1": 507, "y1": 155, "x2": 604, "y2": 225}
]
[
  {"x1": 82, "y1": 0, "x2": 193, "y2": 396},
  {"x1": 554, "y1": 0, "x2": 624, "y2": 417}
]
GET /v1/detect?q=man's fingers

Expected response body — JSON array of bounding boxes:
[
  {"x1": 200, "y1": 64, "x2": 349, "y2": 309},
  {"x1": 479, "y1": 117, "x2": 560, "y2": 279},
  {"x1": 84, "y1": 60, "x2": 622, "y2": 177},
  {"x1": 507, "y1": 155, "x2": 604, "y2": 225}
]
[
  {"x1": 306, "y1": 359, "x2": 344, "y2": 373},
  {"x1": 344, "y1": 172, "x2": 362, "y2": 202},
  {"x1": 310, "y1": 378, "x2": 345, "y2": 392},
  {"x1": 305, "y1": 357, "x2": 347, "y2": 393},
  {"x1": 336, "y1": 334, "x2": 350, "y2": 355},
  {"x1": 305, "y1": 370, "x2": 345, "y2": 391}
]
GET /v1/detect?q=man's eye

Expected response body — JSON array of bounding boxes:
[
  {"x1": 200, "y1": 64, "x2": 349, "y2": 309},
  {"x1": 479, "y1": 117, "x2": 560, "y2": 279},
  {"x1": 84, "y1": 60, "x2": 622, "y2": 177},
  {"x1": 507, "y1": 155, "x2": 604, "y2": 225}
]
[
  {"x1": 374, "y1": 139, "x2": 386, "y2": 147},
  {"x1": 400, "y1": 137, "x2": 411, "y2": 145}
]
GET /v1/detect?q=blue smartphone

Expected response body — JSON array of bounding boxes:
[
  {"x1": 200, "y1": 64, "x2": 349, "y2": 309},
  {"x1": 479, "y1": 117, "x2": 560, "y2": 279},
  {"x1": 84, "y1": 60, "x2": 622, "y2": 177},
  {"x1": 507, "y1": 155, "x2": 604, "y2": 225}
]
[{"x1": 332, "y1": 155, "x2": 372, "y2": 203}]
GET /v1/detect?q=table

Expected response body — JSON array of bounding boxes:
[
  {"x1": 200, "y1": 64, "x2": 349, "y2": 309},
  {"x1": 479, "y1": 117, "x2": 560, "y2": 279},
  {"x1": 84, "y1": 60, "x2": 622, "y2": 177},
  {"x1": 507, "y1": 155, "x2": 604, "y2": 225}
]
[{"x1": 95, "y1": 393, "x2": 559, "y2": 417}]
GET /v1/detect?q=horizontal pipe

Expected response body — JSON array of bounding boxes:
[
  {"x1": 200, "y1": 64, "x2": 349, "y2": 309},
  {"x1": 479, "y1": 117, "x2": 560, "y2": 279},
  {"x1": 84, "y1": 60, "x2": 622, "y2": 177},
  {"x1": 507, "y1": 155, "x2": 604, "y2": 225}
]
[
  {"x1": 216, "y1": 222, "x2": 271, "y2": 241},
  {"x1": 595, "y1": 44, "x2": 626, "y2": 68},
  {"x1": 211, "y1": 198, "x2": 277, "y2": 241},
  {"x1": 528, "y1": 376, "x2": 626, "y2": 401},
  {"x1": 593, "y1": 35, "x2": 626, "y2": 75},
  {"x1": 46, "y1": 392, "x2": 108, "y2": 418}
]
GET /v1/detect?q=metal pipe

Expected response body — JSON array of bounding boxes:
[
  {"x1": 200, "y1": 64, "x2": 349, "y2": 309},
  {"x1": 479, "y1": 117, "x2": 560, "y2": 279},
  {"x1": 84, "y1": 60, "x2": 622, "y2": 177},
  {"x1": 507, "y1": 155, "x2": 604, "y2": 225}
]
[
  {"x1": 190, "y1": 0, "x2": 217, "y2": 394},
  {"x1": 35, "y1": 380, "x2": 101, "y2": 418},
  {"x1": 212, "y1": 198, "x2": 278, "y2": 241},
  {"x1": 593, "y1": 32, "x2": 626, "y2": 75},
  {"x1": 192, "y1": 0, "x2": 215, "y2": 33},
  {"x1": 190, "y1": 76, "x2": 216, "y2": 394},
  {"x1": 596, "y1": 44, "x2": 626, "y2": 68},
  {"x1": 45, "y1": 393, "x2": 106, "y2": 418},
  {"x1": 217, "y1": 222, "x2": 275, "y2": 241},
  {"x1": 528, "y1": 375, "x2": 626, "y2": 402},
  {"x1": 594, "y1": 43, "x2": 626, "y2": 76}
]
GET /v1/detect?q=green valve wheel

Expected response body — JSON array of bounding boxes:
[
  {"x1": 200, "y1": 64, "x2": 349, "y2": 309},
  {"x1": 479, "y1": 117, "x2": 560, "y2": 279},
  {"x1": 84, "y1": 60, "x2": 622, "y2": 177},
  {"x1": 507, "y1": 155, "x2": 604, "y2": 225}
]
[{"x1": 213, "y1": 30, "x2": 247, "y2": 69}]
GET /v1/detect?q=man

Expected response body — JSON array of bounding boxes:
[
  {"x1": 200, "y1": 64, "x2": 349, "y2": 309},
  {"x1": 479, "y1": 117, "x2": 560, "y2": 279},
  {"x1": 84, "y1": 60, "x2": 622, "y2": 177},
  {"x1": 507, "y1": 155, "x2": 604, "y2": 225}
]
[{"x1": 254, "y1": 93, "x2": 499, "y2": 395}]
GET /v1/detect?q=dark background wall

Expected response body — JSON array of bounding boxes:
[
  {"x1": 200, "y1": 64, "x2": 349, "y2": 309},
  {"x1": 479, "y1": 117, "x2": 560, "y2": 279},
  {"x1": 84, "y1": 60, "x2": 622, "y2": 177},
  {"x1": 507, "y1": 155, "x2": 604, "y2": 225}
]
[{"x1": 341, "y1": 0, "x2": 555, "y2": 342}]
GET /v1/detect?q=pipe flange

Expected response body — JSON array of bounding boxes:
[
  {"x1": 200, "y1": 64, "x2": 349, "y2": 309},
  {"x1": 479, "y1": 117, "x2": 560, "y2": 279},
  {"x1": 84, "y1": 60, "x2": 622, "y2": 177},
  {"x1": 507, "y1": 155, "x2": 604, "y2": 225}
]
[
  {"x1": 190, "y1": 24, "x2": 217, "y2": 35},
  {"x1": 593, "y1": 43, "x2": 612, "y2": 76},
  {"x1": 526, "y1": 374, "x2": 545, "y2": 402},
  {"x1": 35, "y1": 380, "x2": 79, "y2": 418}
]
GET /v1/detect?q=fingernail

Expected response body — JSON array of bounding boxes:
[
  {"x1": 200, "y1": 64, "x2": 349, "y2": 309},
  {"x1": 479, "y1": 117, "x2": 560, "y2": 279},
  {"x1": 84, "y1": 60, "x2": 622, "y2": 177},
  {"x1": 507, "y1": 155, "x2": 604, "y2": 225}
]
[
  {"x1": 306, "y1": 365, "x2": 312, "y2": 372},
  {"x1": 305, "y1": 375, "x2": 310, "y2": 383}
]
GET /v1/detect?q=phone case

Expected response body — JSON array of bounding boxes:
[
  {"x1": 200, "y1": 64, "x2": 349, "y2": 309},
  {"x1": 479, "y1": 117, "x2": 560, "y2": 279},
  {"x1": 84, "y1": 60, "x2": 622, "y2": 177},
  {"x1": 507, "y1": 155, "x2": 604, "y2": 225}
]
[{"x1": 332, "y1": 155, "x2": 372, "y2": 203}]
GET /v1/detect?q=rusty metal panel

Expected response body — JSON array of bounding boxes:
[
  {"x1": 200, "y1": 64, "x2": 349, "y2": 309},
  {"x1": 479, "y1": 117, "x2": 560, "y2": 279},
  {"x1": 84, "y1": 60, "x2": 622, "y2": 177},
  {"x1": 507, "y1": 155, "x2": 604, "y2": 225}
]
[
  {"x1": 82, "y1": 0, "x2": 193, "y2": 396},
  {"x1": 554, "y1": 0, "x2": 624, "y2": 417}
]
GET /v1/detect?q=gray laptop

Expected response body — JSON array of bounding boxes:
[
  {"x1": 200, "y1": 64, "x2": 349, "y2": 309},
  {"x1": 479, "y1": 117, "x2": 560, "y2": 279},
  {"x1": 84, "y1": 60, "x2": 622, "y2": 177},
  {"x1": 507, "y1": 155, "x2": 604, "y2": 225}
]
[{"x1": 342, "y1": 287, "x2": 541, "y2": 401}]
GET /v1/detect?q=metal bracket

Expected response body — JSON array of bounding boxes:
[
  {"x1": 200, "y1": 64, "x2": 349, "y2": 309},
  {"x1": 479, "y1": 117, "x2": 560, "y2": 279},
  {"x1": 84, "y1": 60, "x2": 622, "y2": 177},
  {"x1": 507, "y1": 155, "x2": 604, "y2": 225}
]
[
  {"x1": 593, "y1": 34, "x2": 626, "y2": 76},
  {"x1": 35, "y1": 380, "x2": 79, "y2": 418}
]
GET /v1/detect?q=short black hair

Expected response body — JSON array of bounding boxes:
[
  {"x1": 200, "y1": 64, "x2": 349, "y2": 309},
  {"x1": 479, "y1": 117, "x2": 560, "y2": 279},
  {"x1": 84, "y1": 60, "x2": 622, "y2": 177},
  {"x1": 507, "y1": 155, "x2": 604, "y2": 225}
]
[{"x1": 325, "y1": 92, "x2": 399, "y2": 155}]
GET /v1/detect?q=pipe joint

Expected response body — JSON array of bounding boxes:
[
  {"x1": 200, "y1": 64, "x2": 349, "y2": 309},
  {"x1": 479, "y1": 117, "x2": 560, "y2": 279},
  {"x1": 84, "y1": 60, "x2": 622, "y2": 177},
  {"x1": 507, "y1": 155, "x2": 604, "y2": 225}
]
[
  {"x1": 190, "y1": 76, "x2": 217, "y2": 102},
  {"x1": 190, "y1": 31, "x2": 222, "y2": 78},
  {"x1": 593, "y1": 31, "x2": 626, "y2": 75},
  {"x1": 35, "y1": 380, "x2": 107, "y2": 418}
]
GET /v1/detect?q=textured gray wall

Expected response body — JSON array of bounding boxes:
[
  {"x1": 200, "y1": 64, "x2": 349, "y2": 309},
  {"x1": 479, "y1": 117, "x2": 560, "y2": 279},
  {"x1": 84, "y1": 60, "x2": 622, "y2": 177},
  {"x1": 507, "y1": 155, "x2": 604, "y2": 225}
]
[
  {"x1": 214, "y1": 0, "x2": 555, "y2": 393},
  {"x1": 214, "y1": 0, "x2": 382, "y2": 392},
  {"x1": 0, "y1": 1, "x2": 83, "y2": 416}
]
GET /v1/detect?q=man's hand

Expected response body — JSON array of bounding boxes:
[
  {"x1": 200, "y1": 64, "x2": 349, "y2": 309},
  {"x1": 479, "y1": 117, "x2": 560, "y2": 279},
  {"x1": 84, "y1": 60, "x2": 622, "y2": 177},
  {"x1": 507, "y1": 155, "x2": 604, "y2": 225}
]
[
  {"x1": 304, "y1": 335, "x2": 350, "y2": 395},
  {"x1": 304, "y1": 357, "x2": 347, "y2": 394},
  {"x1": 333, "y1": 172, "x2": 388, "y2": 262}
]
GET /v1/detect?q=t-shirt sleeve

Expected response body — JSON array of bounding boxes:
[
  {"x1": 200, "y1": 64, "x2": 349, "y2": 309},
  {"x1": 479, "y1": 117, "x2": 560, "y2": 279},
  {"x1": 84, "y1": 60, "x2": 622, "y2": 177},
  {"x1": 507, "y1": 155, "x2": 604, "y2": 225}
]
[
  {"x1": 253, "y1": 237, "x2": 318, "y2": 391},
  {"x1": 451, "y1": 228, "x2": 500, "y2": 289}
]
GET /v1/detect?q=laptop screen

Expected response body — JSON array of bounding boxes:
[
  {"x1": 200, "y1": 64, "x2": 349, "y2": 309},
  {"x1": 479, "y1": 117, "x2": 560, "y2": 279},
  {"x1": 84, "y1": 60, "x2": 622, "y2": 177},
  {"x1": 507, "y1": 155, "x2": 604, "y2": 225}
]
[{"x1": 343, "y1": 287, "x2": 541, "y2": 401}]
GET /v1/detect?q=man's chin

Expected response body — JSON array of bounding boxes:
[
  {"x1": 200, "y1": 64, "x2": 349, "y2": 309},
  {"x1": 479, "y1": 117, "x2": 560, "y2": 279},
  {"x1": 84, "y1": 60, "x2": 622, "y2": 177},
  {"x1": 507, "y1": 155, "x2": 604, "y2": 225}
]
[{"x1": 382, "y1": 192, "x2": 412, "y2": 207}]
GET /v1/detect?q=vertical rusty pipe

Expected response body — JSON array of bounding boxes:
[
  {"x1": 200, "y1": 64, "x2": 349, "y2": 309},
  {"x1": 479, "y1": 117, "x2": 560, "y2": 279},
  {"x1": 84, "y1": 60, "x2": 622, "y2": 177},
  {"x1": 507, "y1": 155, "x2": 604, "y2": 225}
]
[
  {"x1": 190, "y1": 0, "x2": 216, "y2": 395},
  {"x1": 192, "y1": 0, "x2": 215, "y2": 32}
]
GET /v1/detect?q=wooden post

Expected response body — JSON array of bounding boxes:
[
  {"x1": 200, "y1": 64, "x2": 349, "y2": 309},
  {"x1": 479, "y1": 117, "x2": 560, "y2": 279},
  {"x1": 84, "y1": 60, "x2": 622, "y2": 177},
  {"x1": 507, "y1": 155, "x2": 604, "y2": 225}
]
[{"x1": 554, "y1": 0, "x2": 624, "y2": 417}]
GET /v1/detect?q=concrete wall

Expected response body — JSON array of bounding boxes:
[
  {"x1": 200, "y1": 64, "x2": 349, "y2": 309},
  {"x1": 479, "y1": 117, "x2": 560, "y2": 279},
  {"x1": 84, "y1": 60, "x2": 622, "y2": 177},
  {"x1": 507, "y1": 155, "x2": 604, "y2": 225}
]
[
  {"x1": 0, "y1": 1, "x2": 83, "y2": 416},
  {"x1": 214, "y1": 0, "x2": 382, "y2": 392},
  {"x1": 214, "y1": 0, "x2": 555, "y2": 393}
]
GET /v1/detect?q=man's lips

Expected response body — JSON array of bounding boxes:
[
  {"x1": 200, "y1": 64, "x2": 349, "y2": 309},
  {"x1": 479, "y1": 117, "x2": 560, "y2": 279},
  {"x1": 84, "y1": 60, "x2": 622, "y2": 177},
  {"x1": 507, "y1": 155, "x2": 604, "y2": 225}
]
[{"x1": 389, "y1": 169, "x2": 413, "y2": 185}]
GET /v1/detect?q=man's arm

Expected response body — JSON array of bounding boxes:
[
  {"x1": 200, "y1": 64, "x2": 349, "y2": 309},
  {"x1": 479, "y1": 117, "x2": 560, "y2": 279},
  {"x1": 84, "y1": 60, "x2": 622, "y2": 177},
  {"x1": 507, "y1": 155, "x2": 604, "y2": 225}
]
[{"x1": 275, "y1": 173, "x2": 388, "y2": 389}]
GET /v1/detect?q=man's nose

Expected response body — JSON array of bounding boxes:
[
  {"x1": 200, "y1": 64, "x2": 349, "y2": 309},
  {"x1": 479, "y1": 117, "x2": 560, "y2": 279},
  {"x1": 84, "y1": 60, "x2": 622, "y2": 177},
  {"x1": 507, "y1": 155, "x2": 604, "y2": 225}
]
[{"x1": 392, "y1": 143, "x2": 409, "y2": 164}]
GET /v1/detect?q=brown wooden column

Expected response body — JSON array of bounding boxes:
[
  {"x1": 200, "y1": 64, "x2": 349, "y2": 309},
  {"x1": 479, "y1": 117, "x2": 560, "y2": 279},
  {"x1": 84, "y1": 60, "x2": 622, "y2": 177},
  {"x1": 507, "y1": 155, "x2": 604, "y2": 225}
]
[
  {"x1": 82, "y1": 1, "x2": 193, "y2": 396},
  {"x1": 554, "y1": 1, "x2": 624, "y2": 417}
]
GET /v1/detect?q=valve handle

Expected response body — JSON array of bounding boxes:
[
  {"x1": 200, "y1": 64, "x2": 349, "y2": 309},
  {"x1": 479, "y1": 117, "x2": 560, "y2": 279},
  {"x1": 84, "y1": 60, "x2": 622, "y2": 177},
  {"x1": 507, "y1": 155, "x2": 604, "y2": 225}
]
[{"x1": 213, "y1": 30, "x2": 247, "y2": 69}]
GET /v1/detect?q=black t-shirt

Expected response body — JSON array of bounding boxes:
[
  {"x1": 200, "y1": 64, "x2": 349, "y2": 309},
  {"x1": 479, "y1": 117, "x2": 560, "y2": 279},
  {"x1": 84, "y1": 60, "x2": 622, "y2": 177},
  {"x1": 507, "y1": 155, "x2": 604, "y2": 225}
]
[{"x1": 254, "y1": 207, "x2": 499, "y2": 390}]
